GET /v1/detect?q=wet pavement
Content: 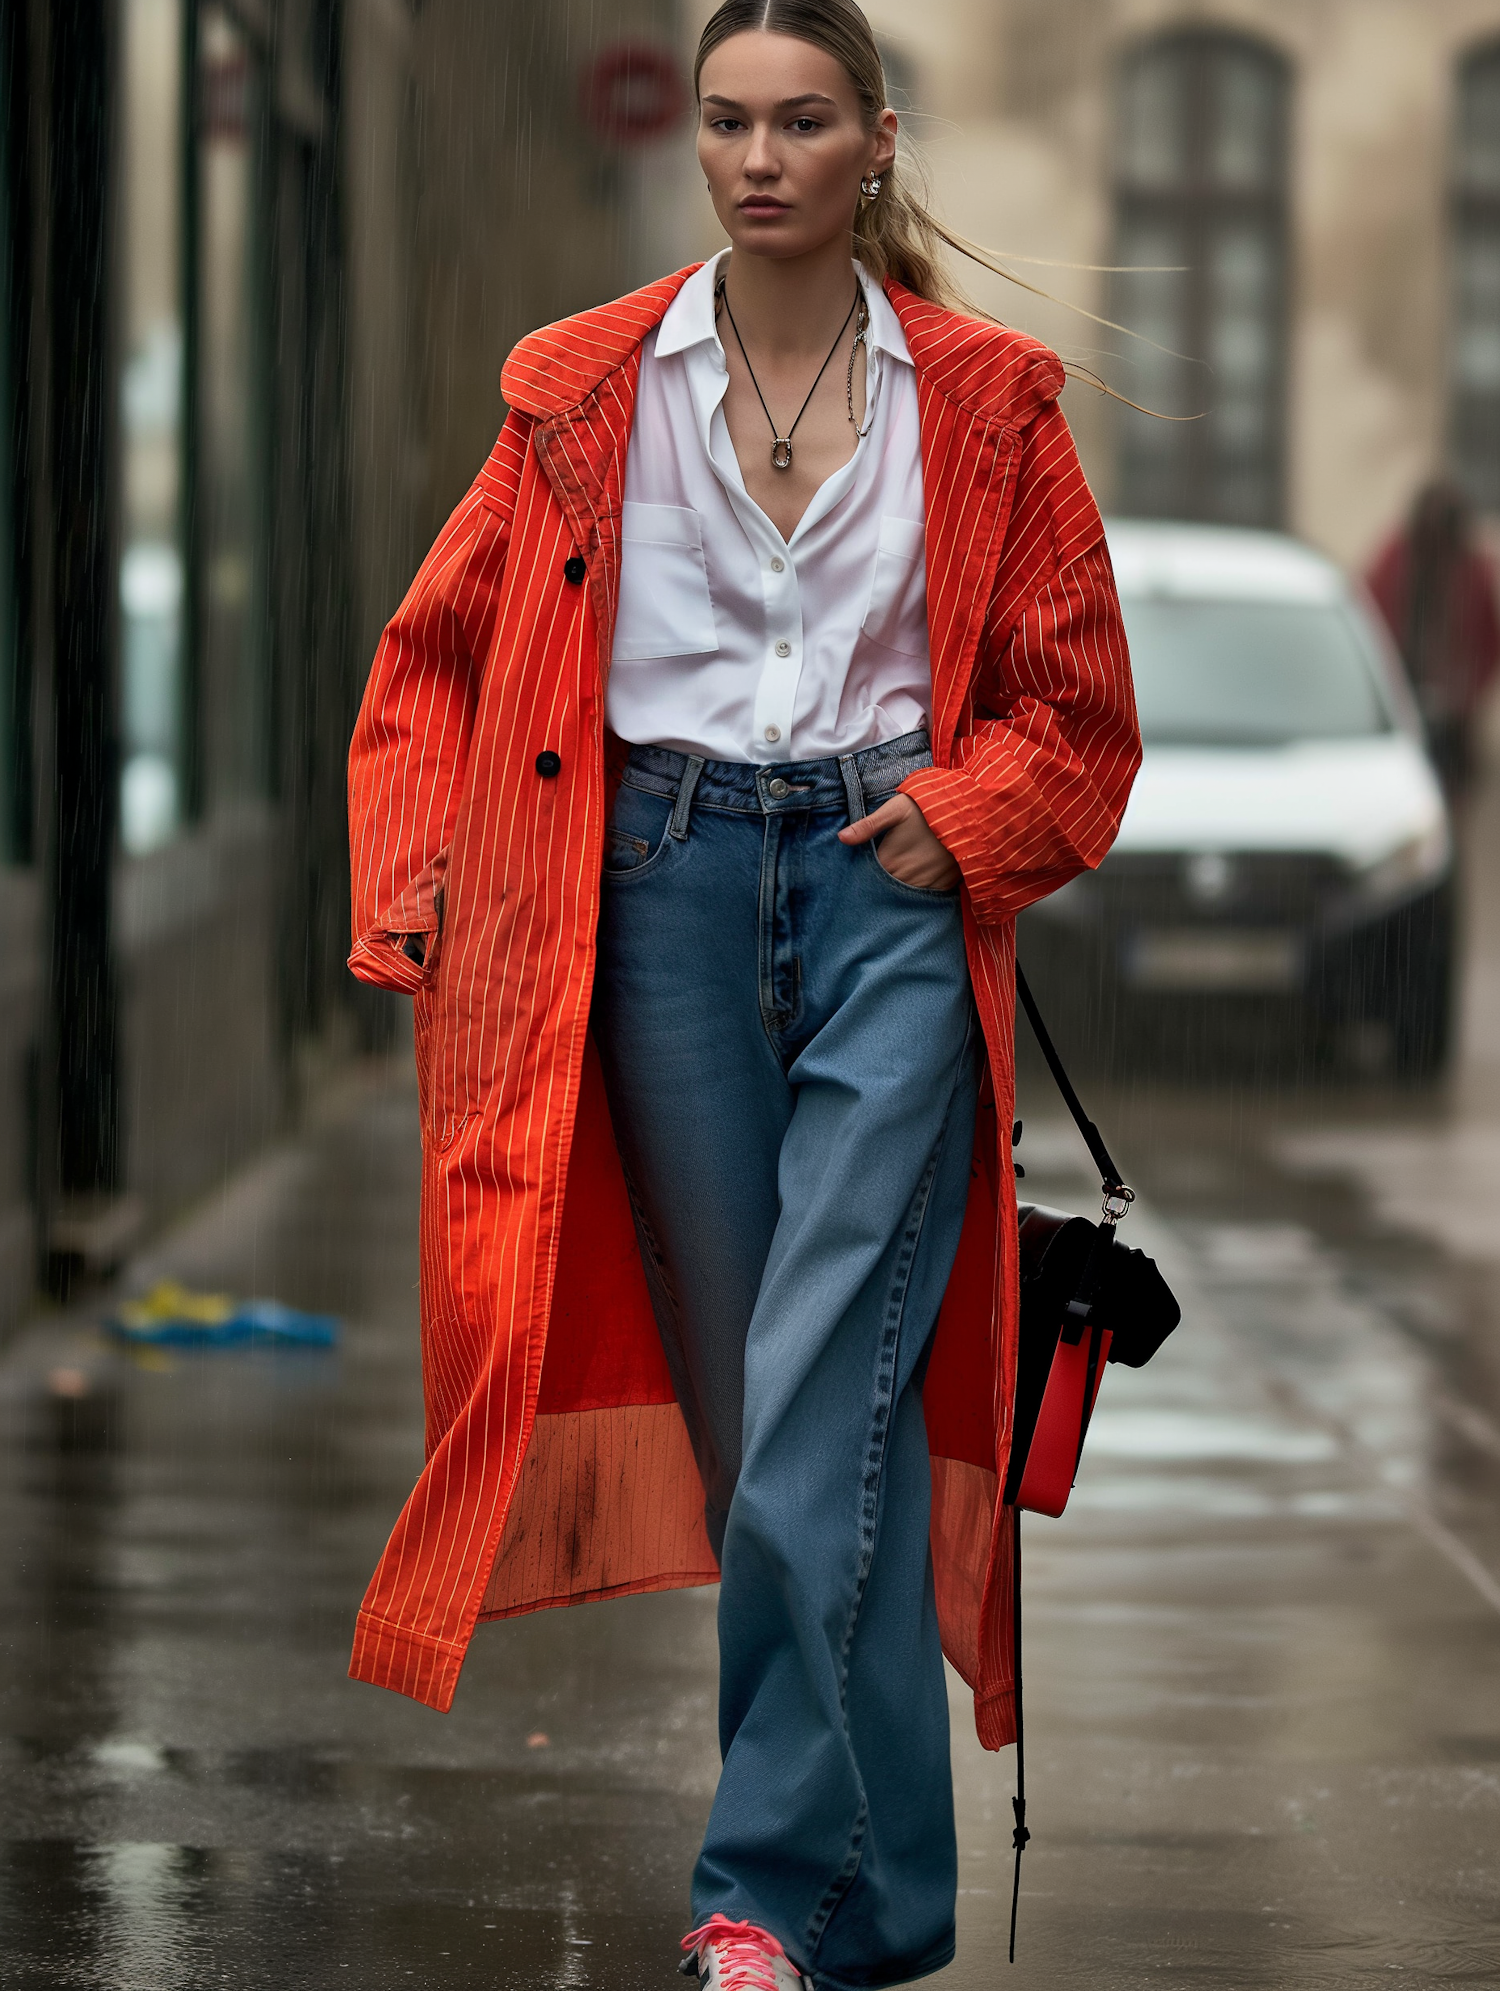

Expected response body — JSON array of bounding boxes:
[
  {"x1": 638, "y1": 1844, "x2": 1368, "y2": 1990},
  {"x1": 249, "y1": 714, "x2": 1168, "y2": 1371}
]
[{"x1": 4, "y1": 765, "x2": 1500, "y2": 1987}]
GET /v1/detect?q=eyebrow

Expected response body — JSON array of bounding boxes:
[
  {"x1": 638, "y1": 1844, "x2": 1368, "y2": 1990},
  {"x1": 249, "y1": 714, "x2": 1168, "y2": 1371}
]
[{"x1": 701, "y1": 93, "x2": 840, "y2": 111}]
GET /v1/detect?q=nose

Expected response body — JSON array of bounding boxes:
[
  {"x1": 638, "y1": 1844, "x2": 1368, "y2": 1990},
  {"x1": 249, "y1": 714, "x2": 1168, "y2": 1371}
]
[{"x1": 742, "y1": 120, "x2": 782, "y2": 182}]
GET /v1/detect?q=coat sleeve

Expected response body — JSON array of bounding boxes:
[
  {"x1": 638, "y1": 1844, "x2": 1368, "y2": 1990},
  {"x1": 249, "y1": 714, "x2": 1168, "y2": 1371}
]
[
  {"x1": 898, "y1": 400, "x2": 1142, "y2": 927},
  {"x1": 347, "y1": 415, "x2": 531, "y2": 994}
]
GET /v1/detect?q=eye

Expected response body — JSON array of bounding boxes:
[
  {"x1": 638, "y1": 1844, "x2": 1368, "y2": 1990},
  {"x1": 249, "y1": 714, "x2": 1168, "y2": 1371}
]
[
  {"x1": 789, "y1": 117, "x2": 822, "y2": 133},
  {"x1": 708, "y1": 116, "x2": 746, "y2": 134}
]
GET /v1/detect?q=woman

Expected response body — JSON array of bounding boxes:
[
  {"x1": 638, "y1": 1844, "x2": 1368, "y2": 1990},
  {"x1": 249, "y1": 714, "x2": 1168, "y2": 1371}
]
[
  {"x1": 346, "y1": 4, "x2": 1138, "y2": 1985},
  {"x1": 1366, "y1": 479, "x2": 1500, "y2": 800}
]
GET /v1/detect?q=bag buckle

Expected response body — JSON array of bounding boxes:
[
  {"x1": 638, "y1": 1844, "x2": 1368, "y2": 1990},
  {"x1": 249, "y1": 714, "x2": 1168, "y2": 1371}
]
[{"x1": 1102, "y1": 1184, "x2": 1134, "y2": 1224}]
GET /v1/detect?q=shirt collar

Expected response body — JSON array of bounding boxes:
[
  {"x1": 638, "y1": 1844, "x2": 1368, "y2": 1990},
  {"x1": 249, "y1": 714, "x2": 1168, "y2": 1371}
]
[
  {"x1": 862, "y1": 271, "x2": 911, "y2": 366},
  {"x1": 655, "y1": 250, "x2": 913, "y2": 367}
]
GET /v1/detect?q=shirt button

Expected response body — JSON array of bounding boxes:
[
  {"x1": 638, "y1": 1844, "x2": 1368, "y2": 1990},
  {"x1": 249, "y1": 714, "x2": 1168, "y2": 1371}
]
[
  {"x1": 770, "y1": 557, "x2": 785, "y2": 573},
  {"x1": 563, "y1": 556, "x2": 586, "y2": 584},
  {"x1": 774, "y1": 640, "x2": 791, "y2": 657},
  {"x1": 535, "y1": 750, "x2": 562, "y2": 777},
  {"x1": 767, "y1": 777, "x2": 790, "y2": 798},
  {"x1": 764, "y1": 725, "x2": 781, "y2": 744}
]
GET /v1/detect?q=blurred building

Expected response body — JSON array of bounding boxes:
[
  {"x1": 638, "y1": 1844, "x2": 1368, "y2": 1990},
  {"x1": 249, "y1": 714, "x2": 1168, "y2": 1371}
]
[
  {"x1": 805, "y1": 0, "x2": 1500, "y2": 568},
  {"x1": 8, "y1": 0, "x2": 1499, "y2": 1329},
  {"x1": 0, "y1": 0, "x2": 679, "y2": 1328},
  {"x1": 669, "y1": 1, "x2": 1500, "y2": 562}
]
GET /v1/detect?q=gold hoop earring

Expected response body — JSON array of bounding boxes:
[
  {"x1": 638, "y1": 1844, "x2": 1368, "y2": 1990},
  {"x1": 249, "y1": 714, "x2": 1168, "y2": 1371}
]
[{"x1": 860, "y1": 175, "x2": 883, "y2": 202}]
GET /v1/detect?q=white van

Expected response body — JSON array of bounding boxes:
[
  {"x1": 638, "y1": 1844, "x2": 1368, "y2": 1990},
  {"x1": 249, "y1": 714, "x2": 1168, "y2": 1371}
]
[{"x1": 1021, "y1": 520, "x2": 1454, "y2": 1076}]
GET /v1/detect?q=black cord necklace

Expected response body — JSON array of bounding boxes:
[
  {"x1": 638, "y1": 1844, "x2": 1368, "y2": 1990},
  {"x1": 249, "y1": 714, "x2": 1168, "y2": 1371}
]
[{"x1": 715, "y1": 277, "x2": 866, "y2": 471}]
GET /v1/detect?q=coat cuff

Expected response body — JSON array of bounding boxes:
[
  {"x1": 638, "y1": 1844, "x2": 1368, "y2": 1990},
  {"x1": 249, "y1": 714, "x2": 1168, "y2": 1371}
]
[
  {"x1": 349, "y1": 852, "x2": 448, "y2": 994},
  {"x1": 348, "y1": 1608, "x2": 464, "y2": 1712},
  {"x1": 898, "y1": 763, "x2": 1043, "y2": 926},
  {"x1": 973, "y1": 1680, "x2": 1016, "y2": 1752},
  {"x1": 348, "y1": 932, "x2": 431, "y2": 996}
]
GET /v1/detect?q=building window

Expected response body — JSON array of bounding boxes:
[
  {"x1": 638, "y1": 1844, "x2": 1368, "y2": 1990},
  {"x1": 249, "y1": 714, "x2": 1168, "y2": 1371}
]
[
  {"x1": 119, "y1": 0, "x2": 186, "y2": 855},
  {"x1": 196, "y1": 4, "x2": 270, "y2": 808},
  {"x1": 1111, "y1": 31, "x2": 1290, "y2": 526},
  {"x1": 119, "y1": 0, "x2": 272, "y2": 855},
  {"x1": 1450, "y1": 44, "x2": 1500, "y2": 510}
]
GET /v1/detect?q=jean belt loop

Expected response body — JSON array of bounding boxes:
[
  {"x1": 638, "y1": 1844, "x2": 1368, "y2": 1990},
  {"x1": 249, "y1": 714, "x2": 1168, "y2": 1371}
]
[
  {"x1": 838, "y1": 753, "x2": 867, "y2": 825},
  {"x1": 668, "y1": 755, "x2": 706, "y2": 840}
]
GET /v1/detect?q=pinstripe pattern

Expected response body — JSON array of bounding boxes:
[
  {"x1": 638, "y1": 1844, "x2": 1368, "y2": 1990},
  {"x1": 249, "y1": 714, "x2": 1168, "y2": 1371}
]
[{"x1": 346, "y1": 267, "x2": 1140, "y2": 1744}]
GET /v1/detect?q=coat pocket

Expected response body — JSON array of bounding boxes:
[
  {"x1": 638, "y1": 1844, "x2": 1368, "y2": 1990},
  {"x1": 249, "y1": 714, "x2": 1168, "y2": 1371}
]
[
  {"x1": 860, "y1": 514, "x2": 929, "y2": 657},
  {"x1": 613, "y1": 502, "x2": 719, "y2": 661}
]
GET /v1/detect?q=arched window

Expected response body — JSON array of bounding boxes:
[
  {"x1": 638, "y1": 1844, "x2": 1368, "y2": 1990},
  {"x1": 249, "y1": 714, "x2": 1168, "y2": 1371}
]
[
  {"x1": 1111, "y1": 31, "x2": 1291, "y2": 526},
  {"x1": 1450, "y1": 44, "x2": 1500, "y2": 509}
]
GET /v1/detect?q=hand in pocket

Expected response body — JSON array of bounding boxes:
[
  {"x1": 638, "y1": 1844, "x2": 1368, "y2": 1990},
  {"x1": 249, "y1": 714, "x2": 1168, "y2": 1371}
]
[{"x1": 839, "y1": 793, "x2": 960, "y2": 891}]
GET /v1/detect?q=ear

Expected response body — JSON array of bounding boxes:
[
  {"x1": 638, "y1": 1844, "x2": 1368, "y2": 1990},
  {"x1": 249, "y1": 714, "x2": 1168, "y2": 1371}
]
[{"x1": 870, "y1": 107, "x2": 898, "y2": 177}]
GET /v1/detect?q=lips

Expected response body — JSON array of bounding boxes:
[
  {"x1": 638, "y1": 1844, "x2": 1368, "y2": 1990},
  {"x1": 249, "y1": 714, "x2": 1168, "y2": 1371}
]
[{"x1": 739, "y1": 199, "x2": 790, "y2": 213}]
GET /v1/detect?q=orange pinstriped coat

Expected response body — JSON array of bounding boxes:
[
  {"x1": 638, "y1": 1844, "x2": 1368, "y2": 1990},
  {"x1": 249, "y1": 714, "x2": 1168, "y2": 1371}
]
[{"x1": 346, "y1": 268, "x2": 1140, "y2": 1746}]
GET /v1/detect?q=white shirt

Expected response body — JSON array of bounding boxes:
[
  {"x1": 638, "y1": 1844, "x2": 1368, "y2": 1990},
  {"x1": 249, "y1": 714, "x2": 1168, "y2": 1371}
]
[{"x1": 607, "y1": 253, "x2": 931, "y2": 764}]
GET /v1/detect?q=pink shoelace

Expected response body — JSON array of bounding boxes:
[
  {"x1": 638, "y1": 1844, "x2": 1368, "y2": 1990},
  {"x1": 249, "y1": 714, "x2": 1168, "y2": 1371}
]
[{"x1": 681, "y1": 1914, "x2": 794, "y2": 1990}]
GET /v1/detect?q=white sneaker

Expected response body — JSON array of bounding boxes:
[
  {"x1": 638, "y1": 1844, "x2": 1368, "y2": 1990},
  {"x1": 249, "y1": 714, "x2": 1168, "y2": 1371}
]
[{"x1": 680, "y1": 1915, "x2": 812, "y2": 1991}]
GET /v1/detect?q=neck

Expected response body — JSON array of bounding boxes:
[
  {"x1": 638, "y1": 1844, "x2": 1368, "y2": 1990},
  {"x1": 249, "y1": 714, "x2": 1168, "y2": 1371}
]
[{"x1": 720, "y1": 236, "x2": 863, "y2": 359}]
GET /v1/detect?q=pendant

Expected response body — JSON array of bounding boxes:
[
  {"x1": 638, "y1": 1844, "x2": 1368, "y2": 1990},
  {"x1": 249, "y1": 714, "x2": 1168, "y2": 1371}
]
[{"x1": 771, "y1": 437, "x2": 793, "y2": 471}]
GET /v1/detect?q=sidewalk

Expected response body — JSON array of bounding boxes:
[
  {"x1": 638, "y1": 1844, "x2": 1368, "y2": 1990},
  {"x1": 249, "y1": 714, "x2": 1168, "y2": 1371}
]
[
  {"x1": 0, "y1": 1062, "x2": 717, "y2": 1988},
  {"x1": 952, "y1": 1136, "x2": 1500, "y2": 1985},
  {"x1": 1, "y1": 1057, "x2": 1497, "y2": 1987}
]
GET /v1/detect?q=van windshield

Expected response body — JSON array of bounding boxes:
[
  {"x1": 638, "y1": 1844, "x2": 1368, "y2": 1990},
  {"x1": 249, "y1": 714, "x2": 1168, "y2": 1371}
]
[{"x1": 1117, "y1": 596, "x2": 1396, "y2": 748}]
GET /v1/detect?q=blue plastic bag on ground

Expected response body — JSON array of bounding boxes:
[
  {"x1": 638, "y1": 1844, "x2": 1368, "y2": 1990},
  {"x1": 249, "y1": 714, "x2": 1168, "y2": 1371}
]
[{"x1": 105, "y1": 1280, "x2": 340, "y2": 1348}]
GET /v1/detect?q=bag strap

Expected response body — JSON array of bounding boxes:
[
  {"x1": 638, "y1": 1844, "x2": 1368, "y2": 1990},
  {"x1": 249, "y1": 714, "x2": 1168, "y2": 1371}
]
[
  {"x1": 1007, "y1": 1504, "x2": 1029, "y2": 1963},
  {"x1": 1015, "y1": 963, "x2": 1134, "y2": 1224},
  {"x1": 1008, "y1": 967, "x2": 1131, "y2": 1964}
]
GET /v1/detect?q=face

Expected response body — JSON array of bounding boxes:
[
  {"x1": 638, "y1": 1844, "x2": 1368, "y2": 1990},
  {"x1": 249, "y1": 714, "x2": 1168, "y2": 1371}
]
[{"x1": 697, "y1": 32, "x2": 897, "y2": 262}]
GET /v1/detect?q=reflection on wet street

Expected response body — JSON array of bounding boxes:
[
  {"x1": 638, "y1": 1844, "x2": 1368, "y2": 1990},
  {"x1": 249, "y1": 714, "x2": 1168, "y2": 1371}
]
[{"x1": 3, "y1": 768, "x2": 1499, "y2": 1989}]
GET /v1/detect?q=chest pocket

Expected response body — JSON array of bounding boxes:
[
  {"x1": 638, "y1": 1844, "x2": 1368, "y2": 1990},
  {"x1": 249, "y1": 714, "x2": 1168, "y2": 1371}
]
[
  {"x1": 860, "y1": 514, "x2": 929, "y2": 658},
  {"x1": 613, "y1": 502, "x2": 720, "y2": 661}
]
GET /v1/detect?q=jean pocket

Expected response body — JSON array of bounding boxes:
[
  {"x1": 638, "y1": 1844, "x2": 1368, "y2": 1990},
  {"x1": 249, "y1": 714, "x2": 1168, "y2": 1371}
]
[
  {"x1": 603, "y1": 780, "x2": 676, "y2": 880},
  {"x1": 868, "y1": 840, "x2": 961, "y2": 901}
]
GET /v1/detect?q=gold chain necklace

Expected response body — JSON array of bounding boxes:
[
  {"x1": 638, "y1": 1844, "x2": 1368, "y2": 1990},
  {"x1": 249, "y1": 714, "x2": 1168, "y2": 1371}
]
[{"x1": 716, "y1": 278, "x2": 869, "y2": 471}]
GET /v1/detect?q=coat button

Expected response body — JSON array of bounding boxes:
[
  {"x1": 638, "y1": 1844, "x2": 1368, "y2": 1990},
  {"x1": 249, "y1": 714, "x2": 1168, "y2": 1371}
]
[
  {"x1": 563, "y1": 556, "x2": 586, "y2": 584},
  {"x1": 535, "y1": 750, "x2": 562, "y2": 778}
]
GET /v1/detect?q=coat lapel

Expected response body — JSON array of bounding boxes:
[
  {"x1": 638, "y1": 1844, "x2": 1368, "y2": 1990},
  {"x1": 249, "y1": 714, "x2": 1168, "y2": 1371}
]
[
  {"x1": 504, "y1": 267, "x2": 698, "y2": 689},
  {"x1": 888, "y1": 282, "x2": 1064, "y2": 767},
  {"x1": 531, "y1": 367, "x2": 641, "y2": 675},
  {"x1": 912, "y1": 382, "x2": 1018, "y2": 766}
]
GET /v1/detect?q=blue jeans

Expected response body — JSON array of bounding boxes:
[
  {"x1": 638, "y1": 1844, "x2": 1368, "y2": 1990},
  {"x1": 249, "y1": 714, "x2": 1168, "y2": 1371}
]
[{"x1": 593, "y1": 733, "x2": 980, "y2": 1991}]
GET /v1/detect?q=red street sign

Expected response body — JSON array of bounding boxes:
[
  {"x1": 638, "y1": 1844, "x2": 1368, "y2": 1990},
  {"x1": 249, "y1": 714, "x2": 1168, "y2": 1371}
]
[{"x1": 579, "y1": 43, "x2": 686, "y2": 146}]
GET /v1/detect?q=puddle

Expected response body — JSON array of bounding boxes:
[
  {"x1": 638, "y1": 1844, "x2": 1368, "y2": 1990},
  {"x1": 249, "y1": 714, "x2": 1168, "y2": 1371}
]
[
  {"x1": 1084, "y1": 1409, "x2": 1339, "y2": 1464},
  {"x1": 1277, "y1": 1123, "x2": 1500, "y2": 1265},
  {"x1": 0, "y1": 1841, "x2": 691, "y2": 1989}
]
